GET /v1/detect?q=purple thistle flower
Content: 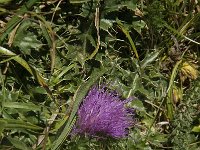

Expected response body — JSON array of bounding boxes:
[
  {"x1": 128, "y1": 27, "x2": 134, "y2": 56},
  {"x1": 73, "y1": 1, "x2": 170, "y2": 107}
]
[{"x1": 74, "y1": 85, "x2": 134, "y2": 138}]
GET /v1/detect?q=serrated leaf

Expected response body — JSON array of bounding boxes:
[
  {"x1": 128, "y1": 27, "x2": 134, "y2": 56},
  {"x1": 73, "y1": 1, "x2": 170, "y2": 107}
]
[
  {"x1": 14, "y1": 33, "x2": 42, "y2": 54},
  {"x1": 140, "y1": 51, "x2": 160, "y2": 69},
  {"x1": 13, "y1": 21, "x2": 42, "y2": 55}
]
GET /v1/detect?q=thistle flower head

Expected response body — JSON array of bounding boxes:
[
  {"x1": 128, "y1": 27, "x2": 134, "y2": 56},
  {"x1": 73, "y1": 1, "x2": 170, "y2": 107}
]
[{"x1": 74, "y1": 85, "x2": 134, "y2": 138}]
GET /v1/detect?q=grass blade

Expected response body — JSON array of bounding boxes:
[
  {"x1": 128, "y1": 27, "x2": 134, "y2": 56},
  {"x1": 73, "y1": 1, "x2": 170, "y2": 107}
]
[
  {"x1": 117, "y1": 19, "x2": 139, "y2": 59},
  {"x1": 166, "y1": 60, "x2": 182, "y2": 120}
]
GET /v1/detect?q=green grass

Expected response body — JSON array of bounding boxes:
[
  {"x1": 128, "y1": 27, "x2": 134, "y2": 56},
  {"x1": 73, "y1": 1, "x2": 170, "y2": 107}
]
[{"x1": 0, "y1": 0, "x2": 199, "y2": 149}]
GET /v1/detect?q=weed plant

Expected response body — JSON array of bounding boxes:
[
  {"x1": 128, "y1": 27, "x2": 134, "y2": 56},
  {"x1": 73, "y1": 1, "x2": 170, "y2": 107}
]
[{"x1": 0, "y1": 0, "x2": 199, "y2": 149}]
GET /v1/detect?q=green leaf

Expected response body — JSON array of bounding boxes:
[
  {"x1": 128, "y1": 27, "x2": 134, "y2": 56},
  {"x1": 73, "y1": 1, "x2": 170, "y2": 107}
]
[
  {"x1": 104, "y1": 0, "x2": 137, "y2": 12},
  {"x1": 30, "y1": 86, "x2": 47, "y2": 94},
  {"x1": 100, "y1": 19, "x2": 114, "y2": 32},
  {"x1": 132, "y1": 20, "x2": 146, "y2": 35},
  {"x1": 52, "y1": 63, "x2": 76, "y2": 84},
  {"x1": 0, "y1": 0, "x2": 39, "y2": 44},
  {"x1": 0, "y1": 46, "x2": 49, "y2": 88},
  {"x1": 2, "y1": 102, "x2": 49, "y2": 113},
  {"x1": 0, "y1": 120, "x2": 7, "y2": 134},
  {"x1": 129, "y1": 99, "x2": 145, "y2": 112},
  {"x1": 140, "y1": 50, "x2": 160, "y2": 69},
  {"x1": 69, "y1": 0, "x2": 91, "y2": 4},
  {"x1": 7, "y1": 137, "x2": 32, "y2": 150},
  {"x1": 167, "y1": 60, "x2": 182, "y2": 120},
  {"x1": 148, "y1": 132, "x2": 167, "y2": 145},
  {"x1": 13, "y1": 20, "x2": 42, "y2": 55},
  {"x1": 117, "y1": 19, "x2": 139, "y2": 59},
  {"x1": 0, "y1": 118, "x2": 43, "y2": 130},
  {"x1": 86, "y1": 34, "x2": 96, "y2": 47},
  {"x1": 192, "y1": 125, "x2": 200, "y2": 132},
  {"x1": 0, "y1": 0, "x2": 12, "y2": 5},
  {"x1": 123, "y1": 1, "x2": 137, "y2": 10}
]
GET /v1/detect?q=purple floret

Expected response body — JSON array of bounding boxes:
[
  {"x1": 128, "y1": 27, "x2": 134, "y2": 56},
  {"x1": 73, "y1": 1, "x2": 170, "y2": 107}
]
[{"x1": 74, "y1": 85, "x2": 134, "y2": 138}]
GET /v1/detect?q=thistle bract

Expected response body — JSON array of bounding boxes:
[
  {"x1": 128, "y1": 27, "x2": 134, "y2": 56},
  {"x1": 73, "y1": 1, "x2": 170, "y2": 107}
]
[{"x1": 74, "y1": 85, "x2": 134, "y2": 138}]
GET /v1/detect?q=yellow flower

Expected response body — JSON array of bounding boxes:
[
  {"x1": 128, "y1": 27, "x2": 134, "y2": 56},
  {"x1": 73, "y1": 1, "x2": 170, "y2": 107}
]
[
  {"x1": 180, "y1": 62, "x2": 198, "y2": 81},
  {"x1": 172, "y1": 87, "x2": 182, "y2": 104}
]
